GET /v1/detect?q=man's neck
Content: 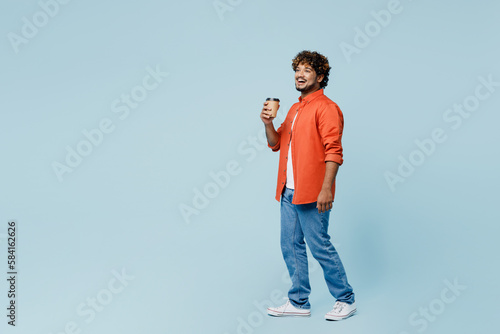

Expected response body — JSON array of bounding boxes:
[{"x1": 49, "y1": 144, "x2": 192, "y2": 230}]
[{"x1": 301, "y1": 87, "x2": 321, "y2": 100}]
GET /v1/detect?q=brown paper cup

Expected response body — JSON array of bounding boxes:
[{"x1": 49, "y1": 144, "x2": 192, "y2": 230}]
[{"x1": 266, "y1": 98, "x2": 280, "y2": 118}]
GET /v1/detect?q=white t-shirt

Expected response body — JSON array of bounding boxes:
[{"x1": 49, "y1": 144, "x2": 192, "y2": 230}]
[{"x1": 286, "y1": 112, "x2": 299, "y2": 189}]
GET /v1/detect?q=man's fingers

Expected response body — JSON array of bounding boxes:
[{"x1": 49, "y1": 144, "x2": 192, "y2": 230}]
[
  {"x1": 318, "y1": 202, "x2": 325, "y2": 213},
  {"x1": 317, "y1": 200, "x2": 332, "y2": 213},
  {"x1": 262, "y1": 111, "x2": 275, "y2": 119}
]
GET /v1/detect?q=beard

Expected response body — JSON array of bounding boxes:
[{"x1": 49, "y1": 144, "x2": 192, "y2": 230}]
[{"x1": 295, "y1": 81, "x2": 312, "y2": 92}]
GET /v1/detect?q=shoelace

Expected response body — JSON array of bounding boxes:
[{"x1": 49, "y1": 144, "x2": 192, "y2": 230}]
[
  {"x1": 276, "y1": 299, "x2": 291, "y2": 311},
  {"x1": 333, "y1": 302, "x2": 345, "y2": 313}
]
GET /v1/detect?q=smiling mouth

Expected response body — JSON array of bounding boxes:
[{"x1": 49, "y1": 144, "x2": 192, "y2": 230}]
[{"x1": 297, "y1": 79, "x2": 306, "y2": 84}]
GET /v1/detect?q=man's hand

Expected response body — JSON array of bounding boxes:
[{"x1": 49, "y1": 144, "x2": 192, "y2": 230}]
[
  {"x1": 317, "y1": 161, "x2": 339, "y2": 213},
  {"x1": 260, "y1": 101, "x2": 276, "y2": 125},
  {"x1": 317, "y1": 188, "x2": 333, "y2": 213},
  {"x1": 261, "y1": 101, "x2": 280, "y2": 147}
]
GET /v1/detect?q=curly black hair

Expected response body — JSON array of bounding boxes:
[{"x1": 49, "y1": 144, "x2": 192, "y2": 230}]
[{"x1": 292, "y1": 50, "x2": 331, "y2": 88}]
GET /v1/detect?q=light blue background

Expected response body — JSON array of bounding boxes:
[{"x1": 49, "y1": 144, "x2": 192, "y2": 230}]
[{"x1": 1, "y1": 0, "x2": 499, "y2": 333}]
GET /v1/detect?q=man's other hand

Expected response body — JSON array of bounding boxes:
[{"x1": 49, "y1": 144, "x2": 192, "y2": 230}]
[{"x1": 317, "y1": 188, "x2": 333, "y2": 213}]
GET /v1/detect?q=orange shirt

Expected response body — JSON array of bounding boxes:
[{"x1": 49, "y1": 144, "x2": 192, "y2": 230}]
[{"x1": 268, "y1": 89, "x2": 344, "y2": 204}]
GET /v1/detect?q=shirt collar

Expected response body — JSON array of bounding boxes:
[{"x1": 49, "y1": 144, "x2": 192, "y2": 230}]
[{"x1": 298, "y1": 88, "x2": 324, "y2": 103}]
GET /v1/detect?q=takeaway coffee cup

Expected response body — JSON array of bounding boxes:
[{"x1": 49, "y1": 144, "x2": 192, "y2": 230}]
[{"x1": 266, "y1": 98, "x2": 280, "y2": 118}]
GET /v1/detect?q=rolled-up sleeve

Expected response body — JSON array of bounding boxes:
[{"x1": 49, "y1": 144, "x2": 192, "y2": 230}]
[
  {"x1": 317, "y1": 103, "x2": 344, "y2": 165},
  {"x1": 268, "y1": 123, "x2": 283, "y2": 152}
]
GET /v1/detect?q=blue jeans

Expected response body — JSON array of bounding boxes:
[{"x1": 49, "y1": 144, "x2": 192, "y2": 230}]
[{"x1": 280, "y1": 187, "x2": 355, "y2": 309}]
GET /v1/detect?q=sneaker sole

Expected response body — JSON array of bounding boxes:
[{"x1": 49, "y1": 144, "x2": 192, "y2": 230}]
[
  {"x1": 267, "y1": 309, "x2": 311, "y2": 317},
  {"x1": 324, "y1": 309, "x2": 356, "y2": 321}
]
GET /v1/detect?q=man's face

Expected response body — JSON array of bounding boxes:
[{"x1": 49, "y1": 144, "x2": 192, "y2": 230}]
[{"x1": 294, "y1": 62, "x2": 323, "y2": 93}]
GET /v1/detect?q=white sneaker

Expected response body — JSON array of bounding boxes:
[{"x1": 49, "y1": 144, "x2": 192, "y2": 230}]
[
  {"x1": 325, "y1": 301, "x2": 356, "y2": 321},
  {"x1": 267, "y1": 299, "x2": 311, "y2": 317}
]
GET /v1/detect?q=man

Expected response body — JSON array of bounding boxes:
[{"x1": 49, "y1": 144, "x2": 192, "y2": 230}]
[{"x1": 260, "y1": 50, "x2": 356, "y2": 321}]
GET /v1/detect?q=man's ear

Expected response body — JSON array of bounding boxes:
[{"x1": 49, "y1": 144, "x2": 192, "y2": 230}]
[{"x1": 317, "y1": 74, "x2": 324, "y2": 84}]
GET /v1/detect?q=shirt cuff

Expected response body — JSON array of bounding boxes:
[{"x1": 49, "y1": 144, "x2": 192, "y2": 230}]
[
  {"x1": 268, "y1": 141, "x2": 280, "y2": 152},
  {"x1": 325, "y1": 153, "x2": 343, "y2": 165}
]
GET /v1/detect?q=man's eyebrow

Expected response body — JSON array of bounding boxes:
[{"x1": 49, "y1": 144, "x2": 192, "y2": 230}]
[{"x1": 297, "y1": 64, "x2": 313, "y2": 70}]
